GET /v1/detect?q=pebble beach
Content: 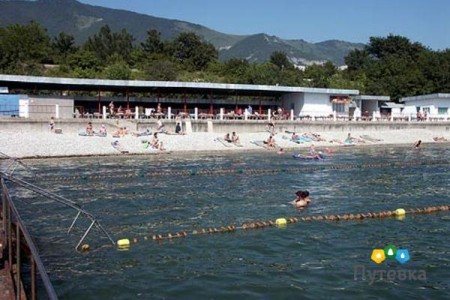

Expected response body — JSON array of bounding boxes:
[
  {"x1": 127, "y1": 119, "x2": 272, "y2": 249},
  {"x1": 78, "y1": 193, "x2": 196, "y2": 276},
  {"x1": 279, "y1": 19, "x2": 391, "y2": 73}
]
[{"x1": 1, "y1": 123, "x2": 449, "y2": 159}]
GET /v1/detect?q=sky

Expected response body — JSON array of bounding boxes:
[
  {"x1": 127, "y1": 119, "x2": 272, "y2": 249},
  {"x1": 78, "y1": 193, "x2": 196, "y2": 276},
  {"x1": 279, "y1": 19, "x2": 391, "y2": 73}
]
[{"x1": 78, "y1": 0, "x2": 450, "y2": 50}]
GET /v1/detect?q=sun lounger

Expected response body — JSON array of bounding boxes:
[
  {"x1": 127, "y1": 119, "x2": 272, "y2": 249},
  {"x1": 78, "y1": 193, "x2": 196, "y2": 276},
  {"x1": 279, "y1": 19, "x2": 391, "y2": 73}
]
[{"x1": 214, "y1": 137, "x2": 233, "y2": 147}]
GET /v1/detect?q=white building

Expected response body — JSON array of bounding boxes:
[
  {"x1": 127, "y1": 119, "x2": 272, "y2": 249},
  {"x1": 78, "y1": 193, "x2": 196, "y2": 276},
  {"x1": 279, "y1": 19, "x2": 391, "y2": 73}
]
[
  {"x1": 283, "y1": 91, "x2": 358, "y2": 119},
  {"x1": 400, "y1": 93, "x2": 450, "y2": 120}
]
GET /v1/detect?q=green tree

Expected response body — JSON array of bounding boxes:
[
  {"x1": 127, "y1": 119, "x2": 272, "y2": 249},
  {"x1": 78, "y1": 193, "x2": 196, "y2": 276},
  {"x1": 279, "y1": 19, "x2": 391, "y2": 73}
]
[
  {"x1": 420, "y1": 50, "x2": 450, "y2": 93},
  {"x1": 143, "y1": 59, "x2": 178, "y2": 81},
  {"x1": 243, "y1": 63, "x2": 279, "y2": 85},
  {"x1": 66, "y1": 49, "x2": 101, "y2": 78},
  {"x1": 53, "y1": 32, "x2": 77, "y2": 62},
  {"x1": 0, "y1": 22, "x2": 52, "y2": 73},
  {"x1": 172, "y1": 32, "x2": 218, "y2": 71},
  {"x1": 221, "y1": 58, "x2": 250, "y2": 83},
  {"x1": 141, "y1": 29, "x2": 165, "y2": 55},
  {"x1": 103, "y1": 60, "x2": 132, "y2": 80},
  {"x1": 269, "y1": 51, "x2": 294, "y2": 70},
  {"x1": 367, "y1": 35, "x2": 427, "y2": 60},
  {"x1": 344, "y1": 34, "x2": 434, "y2": 99},
  {"x1": 304, "y1": 62, "x2": 337, "y2": 88},
  {"x1": 84, "y1": 25, "x2": 135, "y2": 64},
  {"x1": 277, "y1": 68, "x2": 305, "y2": 86},
  {"x1": 329, "y1": 71, "x2": 366, "y2": 91},
  {"x1": 345, "y1": 49, "x2": 371, "y2": 72}
]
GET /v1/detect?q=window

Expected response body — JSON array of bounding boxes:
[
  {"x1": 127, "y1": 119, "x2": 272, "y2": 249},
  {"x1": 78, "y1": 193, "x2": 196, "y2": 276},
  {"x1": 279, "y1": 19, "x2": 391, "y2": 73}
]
[
  {"x1": 438, "y1": 107, "x2": 448, "y2": 115},
  {"x1": 332, "y1": 102, "x2": 345, "y2": 113},
  {"x1": 422, "y1": 107, "x2": 430, "y2": 114}
]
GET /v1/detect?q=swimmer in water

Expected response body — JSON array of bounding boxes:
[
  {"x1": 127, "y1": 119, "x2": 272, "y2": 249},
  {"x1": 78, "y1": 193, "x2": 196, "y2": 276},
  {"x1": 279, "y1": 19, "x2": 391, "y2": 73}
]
[
  {"x1": 291, "y1": 190, "x2": 311, "y2": 208},
  {"x1": 414, "y1": 140, "x2": 422, "y2": 149},
  {"x1": 277, "y1": 148, "x2": 285, "y2": 154}
]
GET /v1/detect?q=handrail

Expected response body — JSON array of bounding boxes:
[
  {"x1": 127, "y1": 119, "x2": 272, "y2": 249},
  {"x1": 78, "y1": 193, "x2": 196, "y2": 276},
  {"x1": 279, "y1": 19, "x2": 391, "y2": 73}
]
[
  {"x1": 2, "y1": 178, "x2": 58, "y2": 300},
  {"x1": 0, "y1": 152, "x2": 117, "y2": 299},
  {"x1": 1, "y1": 172, "x2": 116, "y2": 250}
]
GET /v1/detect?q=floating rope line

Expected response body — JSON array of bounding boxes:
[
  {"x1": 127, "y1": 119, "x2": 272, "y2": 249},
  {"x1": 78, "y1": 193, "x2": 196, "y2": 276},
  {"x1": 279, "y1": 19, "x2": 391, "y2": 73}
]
[
  {"x1": 32, "y1": 160, "x2": 450, "y2": 183},
  {"x1": 111, "y1": 205, "x2": 450, "y2": 250}
]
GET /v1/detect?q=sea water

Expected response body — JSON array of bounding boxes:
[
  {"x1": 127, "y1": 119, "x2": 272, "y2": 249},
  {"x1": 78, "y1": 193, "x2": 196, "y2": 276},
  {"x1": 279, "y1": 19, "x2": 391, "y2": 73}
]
[{"x1": 9, "y1": 145, "x2": 450, "y2": 299}]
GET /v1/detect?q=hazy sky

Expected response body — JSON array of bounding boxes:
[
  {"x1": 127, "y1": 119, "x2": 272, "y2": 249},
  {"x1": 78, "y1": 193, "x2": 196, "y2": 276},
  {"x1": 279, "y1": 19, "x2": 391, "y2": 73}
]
[{"x1": 78, "y1": 0, "x2": 449, "y2": 50}]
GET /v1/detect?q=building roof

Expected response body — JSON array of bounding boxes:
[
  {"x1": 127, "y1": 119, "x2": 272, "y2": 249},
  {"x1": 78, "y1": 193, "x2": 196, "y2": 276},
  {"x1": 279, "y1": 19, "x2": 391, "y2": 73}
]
[
  {"x1": 400, "y1": 93, "x2": 450, "y2": 102},
  {"x1": 354, "y1": 95, "x2": 390, "y2": 101},
  {"x1": 0, "y1": 74, "x2": 359, "y2": 97}
]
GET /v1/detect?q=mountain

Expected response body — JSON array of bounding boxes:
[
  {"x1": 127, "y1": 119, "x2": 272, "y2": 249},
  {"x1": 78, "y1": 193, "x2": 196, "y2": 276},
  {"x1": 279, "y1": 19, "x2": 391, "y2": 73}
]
[{"x1": 0, "y1": 0, "x2": 365, "y2": 65}]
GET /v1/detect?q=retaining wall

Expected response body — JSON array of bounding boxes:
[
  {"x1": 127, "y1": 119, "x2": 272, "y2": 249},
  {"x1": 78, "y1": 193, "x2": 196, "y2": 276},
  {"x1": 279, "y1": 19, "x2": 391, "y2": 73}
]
[{"x1": 1, "y1": 119, "x2": 450, "y2": 134}]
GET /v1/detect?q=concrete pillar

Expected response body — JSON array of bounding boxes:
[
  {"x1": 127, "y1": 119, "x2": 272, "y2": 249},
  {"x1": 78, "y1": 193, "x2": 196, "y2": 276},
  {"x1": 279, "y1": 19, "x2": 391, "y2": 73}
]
[
  {"x1": 268, "y1": 109, "x2": 271, "y2": 121},
  {"x1": 55, "y1": 104, "x2": 59, "y2": 119},
  {"x1": 290, "y1": 109, "x2": 294, "y2": 121},
  {"x1": 220, "y1": 108, "x2": 224, "y2": 120},
  {"x1": 207, "y1": 120, "x2": 213, "y2": 133},
  {"x1": 168, "y1": 107, "x2": 172, "y2": 119},
  {"x1": 103, "y1": 106, "x2": 107, "y2": 119},
  {"x1": 244, "y1": 109, "x2": 248, "y2": 121},
  {"x1": 333, "y1": 111, "x2": 337, "y2": 122},
  {"x1": 135, "y1": 106, "x2": 139, "y2": 120},
  {"x1": 372, "y1": 111, "x2": 376, "y2": 122},
  {"x1": 408, "y1": 114, "x2": 411, "y2": 122},
  {"x1": 194, "y1": 107, "x2": 198, "y2": 120},
  {"x1": 390, "y1": 114, "x2": 394, "y2": 122},
  {"x1": 185, "y1": 119, "x2": 192, "y2": 133}
]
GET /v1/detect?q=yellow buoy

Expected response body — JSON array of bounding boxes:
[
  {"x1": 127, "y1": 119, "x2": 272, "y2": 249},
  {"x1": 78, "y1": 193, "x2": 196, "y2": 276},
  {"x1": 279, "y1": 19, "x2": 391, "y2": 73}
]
[
  {"x1": 275, "y1": 218, "x2": 287, "y2": 226},
  {"x1": 117, "y1": 239, "x2": 130, "y2": 248},
  {"x1": 395, "y1": 208, "x2": 406, "y2": 216}
]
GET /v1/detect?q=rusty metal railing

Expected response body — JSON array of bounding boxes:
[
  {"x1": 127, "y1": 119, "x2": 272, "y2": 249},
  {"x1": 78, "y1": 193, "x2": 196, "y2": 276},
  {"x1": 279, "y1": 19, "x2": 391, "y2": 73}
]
[{"x1": 1, "y1": 177, "x2": 58, "y2": 300}]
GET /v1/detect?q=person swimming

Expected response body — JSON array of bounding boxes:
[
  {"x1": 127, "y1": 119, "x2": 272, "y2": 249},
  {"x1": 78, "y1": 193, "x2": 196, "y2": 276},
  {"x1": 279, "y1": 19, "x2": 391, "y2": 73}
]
[
  {"x1": 293, "y1": 151, "x2": 325, "y2": 160},
  {"x1": 414, "y1": 140, "x2": 422, "y2": 149},
  {"x1": 291, "y1": 190, "x2": 311, "y2": 208}
]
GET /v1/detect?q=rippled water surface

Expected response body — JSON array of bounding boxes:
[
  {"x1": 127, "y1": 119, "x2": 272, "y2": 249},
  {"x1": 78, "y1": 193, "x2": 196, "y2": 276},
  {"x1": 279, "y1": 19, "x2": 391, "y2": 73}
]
[{"x1": 8, "y1": 145, "x2": 450, "y2": 299}]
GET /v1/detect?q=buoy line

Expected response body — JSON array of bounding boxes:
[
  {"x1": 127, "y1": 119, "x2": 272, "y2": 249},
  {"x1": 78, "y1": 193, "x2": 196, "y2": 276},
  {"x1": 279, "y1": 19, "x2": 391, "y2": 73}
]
[
  {"x1": 34, "y1": 160, "x2": 450, "y2": 183},
  {"x1": 109, "y1": 205, "x2": 450, "y2": 250}
]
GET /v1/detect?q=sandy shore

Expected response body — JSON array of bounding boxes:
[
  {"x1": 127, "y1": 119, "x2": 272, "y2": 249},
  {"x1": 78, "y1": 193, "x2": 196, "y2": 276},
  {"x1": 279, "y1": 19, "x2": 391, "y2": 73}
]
[{"x1": 0, "y1": 125, "x2": 448, "y2": 159}]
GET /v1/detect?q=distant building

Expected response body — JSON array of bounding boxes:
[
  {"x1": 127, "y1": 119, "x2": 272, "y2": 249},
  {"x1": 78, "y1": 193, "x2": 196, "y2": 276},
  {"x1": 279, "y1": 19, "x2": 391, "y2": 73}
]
[
  {"x1": 0, "y1": 74, "x2": 359, "y2": 119},
  {"x1": 401, "y1": 93, "x2": 450, "y2": 119},
  {"x1": 353, "y1": 95, "x2": 391, "y2": 119}
]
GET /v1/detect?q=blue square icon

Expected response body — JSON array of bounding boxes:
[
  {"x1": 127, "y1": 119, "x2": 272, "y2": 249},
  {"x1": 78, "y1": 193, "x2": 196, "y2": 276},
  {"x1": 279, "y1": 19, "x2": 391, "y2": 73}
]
[{"x1": 395, "y1": 249, "x2": 410, "y2": 264}]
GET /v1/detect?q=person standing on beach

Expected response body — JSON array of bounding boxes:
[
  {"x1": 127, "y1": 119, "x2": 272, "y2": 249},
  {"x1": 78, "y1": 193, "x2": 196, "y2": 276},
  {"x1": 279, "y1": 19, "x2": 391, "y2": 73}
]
[
  {"x1": 414, "y1": 140, "x2": 422, "y2": 148},
  {"x1": 108, "y1": 101, "x2": 115, "y2": 117},
  {"x1": 267, "y1": 119, "x2": 275, "y2": 135},
  {"x1": 48, "y1": 116, "x2": 55, "y2": 133},
  {"x1": 157, "y1": 103, "x2": 162, "y2": 114}
]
